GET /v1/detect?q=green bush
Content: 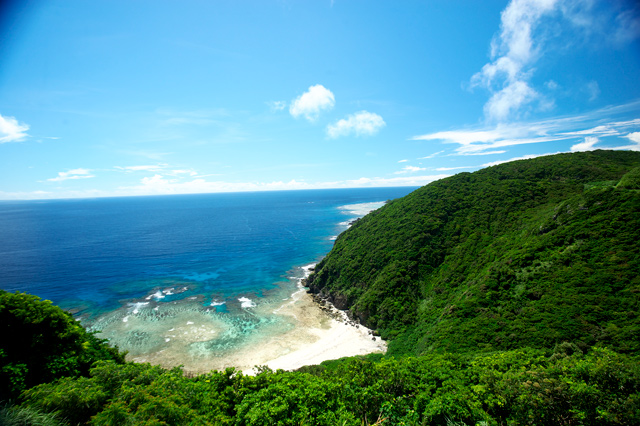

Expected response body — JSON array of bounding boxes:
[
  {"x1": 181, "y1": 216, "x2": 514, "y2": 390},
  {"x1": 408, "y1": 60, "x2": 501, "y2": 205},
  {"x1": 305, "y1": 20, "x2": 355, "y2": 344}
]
[{"x1": 0, "y1": 291, "x2": 125, "y2": 400}]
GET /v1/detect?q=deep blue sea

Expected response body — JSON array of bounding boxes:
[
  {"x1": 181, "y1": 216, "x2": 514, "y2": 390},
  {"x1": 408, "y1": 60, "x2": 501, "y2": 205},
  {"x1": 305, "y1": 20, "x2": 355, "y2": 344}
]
[{"x1": 0, "y1": 187, "x2": 415, "y2": 320}]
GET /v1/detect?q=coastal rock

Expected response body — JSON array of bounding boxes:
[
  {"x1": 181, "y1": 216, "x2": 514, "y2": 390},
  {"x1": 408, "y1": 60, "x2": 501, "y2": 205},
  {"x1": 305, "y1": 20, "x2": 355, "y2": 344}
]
[{"x1": 331, "y1": 293, "x2": 350, "y2": 310}]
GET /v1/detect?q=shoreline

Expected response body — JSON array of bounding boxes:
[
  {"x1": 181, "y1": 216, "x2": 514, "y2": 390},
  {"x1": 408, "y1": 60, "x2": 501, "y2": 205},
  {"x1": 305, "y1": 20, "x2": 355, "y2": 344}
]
[
  {"x1": 251, "y1": 263, "x2": 386, "y2": 374},
  {"x1": 92, "y1": 262, "x2": 386, "y2": 375},
  {"x1": 91, "y1": 201, "x2": 389, "y2": 375}
]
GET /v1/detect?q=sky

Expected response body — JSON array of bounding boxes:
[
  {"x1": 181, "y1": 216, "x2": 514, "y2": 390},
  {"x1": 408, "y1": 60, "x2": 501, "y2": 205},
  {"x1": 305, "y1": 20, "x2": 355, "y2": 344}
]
[{"x1": 0, "y1": 0, "x2": 639, "y2": 200}]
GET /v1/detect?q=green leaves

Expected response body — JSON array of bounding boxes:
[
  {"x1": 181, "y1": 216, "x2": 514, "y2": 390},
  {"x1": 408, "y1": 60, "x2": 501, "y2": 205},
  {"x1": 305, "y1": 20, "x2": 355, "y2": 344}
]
[
  {"x1": 0, "y1": 291, "x2": 125, "y2": 400},
  {"x1": 307, "y1": 151, "x2": 640, "y2": 357}
]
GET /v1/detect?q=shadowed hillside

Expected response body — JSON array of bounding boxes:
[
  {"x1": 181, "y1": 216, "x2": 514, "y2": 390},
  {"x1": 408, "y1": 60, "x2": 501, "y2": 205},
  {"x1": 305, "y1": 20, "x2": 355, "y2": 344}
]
[{"x1": 307, "y1": 150, "x2": 640, "y2": 355}]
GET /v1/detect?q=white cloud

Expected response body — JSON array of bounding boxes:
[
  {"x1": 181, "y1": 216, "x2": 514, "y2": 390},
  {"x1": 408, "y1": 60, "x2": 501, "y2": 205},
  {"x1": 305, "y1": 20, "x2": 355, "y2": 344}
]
[
  {"x1": 413, "y1": 124, "x2": 563, "y2": 155},
  {"x1": 484, "y1": 80, "x2": 539, "y2": 122},
  {"x1": 3, "y1": 171, "x2": 452, "y2": 200},
  {"x1": 326, "y1": 111, "x2": 386, "y2": 139},
  {"x1": 610, "y1": 132, "x2": 640, "y2": 151},
  {"x1": 169, "y1": 169, "x2": 198, "y2": 176},
  {"x1": 471, "y1": 0, "x2": 559, "y2": 121},
  {"x1": 418, "y1": 150, "x2": 445, "y2": 159},
  {"x1": 289, "y1": 84, "x2": 335, "y2": 121},
  {"x1": 586, "y1": 80, "x2": 600, "y2": 101},
  {"x1": 561, "y1": 125, "x2": 619, "y2": 137},
  {"x1": 626, "y1": 132, "x2": 640, "y2": 144},
  {"x1": 398, "y1": 159, "x2": 409, "y2": 163},
  {"x1": 435, "y1": 166, "x2": 476, "y2": 171},
  {"x1": 0, "y1": 114, "x2": 30, "y2": 143},
  {"x1": 545, "y1": 80, "x2": 559, "y2": 90},
  {"x1": 121, "y1": 172, "x2": 448, "y2": 197},
  {"x1": 471, "y1": 1, "x2": 640, "y2": 123},
  {"x1": 335, "y1": 174, "x2": 450, "y2": 187},
  {"x1": 47, "y1": 168, "x2": 95, "y2": 182},
  {"x1": 267, "y1": 101, "x2": 286, "y2": 112},
  {"x1": 116, "y1": 164, "x2": 168, "y2": 173},
  {"x1": 394, "y1": 165, "x2": 426, "y2": 174},
  {"x1": 412, "y1": 101, "x2": 640, "y2": 155},
  {"x1": 570, "y1": 136, "x2": 599, "y2": 152},
  {"x1": 460, "y1": 150, "x2": 508, "y2": 156},
  {"x1": 614, "y1": 7, "x2": 640, "y2": 43},
  {"x1": 482, "y1": 152, "x2": 559, "y2": 167}
]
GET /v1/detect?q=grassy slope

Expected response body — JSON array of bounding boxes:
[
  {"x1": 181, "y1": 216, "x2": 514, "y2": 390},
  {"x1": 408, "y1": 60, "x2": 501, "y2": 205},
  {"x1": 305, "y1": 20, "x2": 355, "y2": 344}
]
[{"x1": 307, "y1": 150, "x2": 640, "y2": 356}]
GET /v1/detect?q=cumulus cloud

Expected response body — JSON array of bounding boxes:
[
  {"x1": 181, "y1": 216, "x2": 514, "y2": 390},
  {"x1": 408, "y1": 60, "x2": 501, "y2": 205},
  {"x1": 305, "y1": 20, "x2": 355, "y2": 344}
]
[
  {"x1": 470, "y1": 0, "x2": 560, "y2": 121},
  {"x1": 626, "y1": 132, "x2": 640, "y2": 144},
  {"x1": 289, "y1": 84, "x2": 335, "y2": 121},
  {"x1": 570, "y1": 136, "x2": 599, "y2": 152},
  {"x1": 484, "y1": 80, "x2": 539, "y2": 122},
  {"x1": 47, "y1": 168, "x2": 95, "y2": 182},
  {"x1": 471, "y1": 0, "x2": 640, "y2": 122},
  {"x1": 326, "y1": 111, "x2": 386, "y2": 139},
  {"x1": 0, "y1": 114, "x2": 30, "y2": 143}
]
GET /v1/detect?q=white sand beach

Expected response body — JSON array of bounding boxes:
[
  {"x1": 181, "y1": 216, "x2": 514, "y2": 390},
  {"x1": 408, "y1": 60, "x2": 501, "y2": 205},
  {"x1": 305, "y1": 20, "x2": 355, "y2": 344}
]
[{"x1": 94, "y1": 270, "x2": 385, "y2": 375}]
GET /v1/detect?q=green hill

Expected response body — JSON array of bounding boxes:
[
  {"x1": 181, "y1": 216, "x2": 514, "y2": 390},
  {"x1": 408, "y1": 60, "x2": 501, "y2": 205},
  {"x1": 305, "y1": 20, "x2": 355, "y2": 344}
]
[{"x1": 307, "y1": 150, "x2": 640, "y2": 356}]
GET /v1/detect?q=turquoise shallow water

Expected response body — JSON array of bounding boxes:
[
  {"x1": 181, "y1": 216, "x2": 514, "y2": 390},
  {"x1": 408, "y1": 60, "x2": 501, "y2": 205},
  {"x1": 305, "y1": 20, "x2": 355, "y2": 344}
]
[{"x1": 0, "y1": 187, "x2": 416, "y2": 367}]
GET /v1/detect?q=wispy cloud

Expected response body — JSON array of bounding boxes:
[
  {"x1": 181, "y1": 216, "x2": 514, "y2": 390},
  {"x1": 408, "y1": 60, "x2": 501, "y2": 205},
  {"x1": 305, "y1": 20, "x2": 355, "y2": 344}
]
[
  {"x1": 418, "y1": 150, "x2": 444, "y2": 159},
  {"x1": 412, "y1": 101, "x2": 640, "y2": 155},
  {"x1": 435, "y1": 166, "x2": 476, "y2": 171},
  {"x1": 609, "y1": 131, "x2": 640, "y2": 151},
  {"x1": 613, "y1": 6, "x2": 640, "y2": 43},
  {"x1": 326, "y1": 111, "x2": 385, "y2": 139},
  {"x1": 115, "y1": 164, "x2": 198, "y2": 177},
  {"x1": 586, "y1": 81, "x2": 600, "y2": 102},
  {"x1": 115, "y1": 164, "x2": 168, "y2": 173},
  {"x1": 115, "y1": 172, "x2": 448, "y2": 198},
  {"x1": 398, "y1": 159, "x2": 409, "y2": 163},
  {"x1": 481, "y1": 152, "x2": 560, "y2": 167},
  {"x1": 334, "y1": 174, "x2": 450, "y2": 188},
  {"x1": 267, "y1": 101, "x2": 286, "y2": 112},
  {"x1": 394, "y1": 165, "x2": 426, "y2": 174},
  {"x1": 47, "y1": 168, "x2": 95, "y2": 182},
  {"x1": 289, "y1": 84, "x2": 335, "y2": 121},
  {"x1": 0, "y1": 114, "x2": 30, "y2": 143}
]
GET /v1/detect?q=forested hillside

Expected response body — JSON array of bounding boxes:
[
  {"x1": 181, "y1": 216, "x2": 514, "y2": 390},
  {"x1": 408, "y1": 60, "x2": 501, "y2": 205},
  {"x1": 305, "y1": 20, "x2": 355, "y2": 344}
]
[{"x1": 307, "y1": 150, "x2": 640, "y2": 355}]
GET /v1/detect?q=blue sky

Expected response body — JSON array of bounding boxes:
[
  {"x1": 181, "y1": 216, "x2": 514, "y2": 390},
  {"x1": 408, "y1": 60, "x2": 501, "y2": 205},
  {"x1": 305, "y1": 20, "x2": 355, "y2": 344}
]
[{"x1": 1, "y1": 0, "x2": 639, "y2": 199}]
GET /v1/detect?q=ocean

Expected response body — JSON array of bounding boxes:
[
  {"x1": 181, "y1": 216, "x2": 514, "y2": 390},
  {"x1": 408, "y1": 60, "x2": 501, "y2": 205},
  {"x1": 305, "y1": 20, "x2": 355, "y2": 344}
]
[{"x1": 0, "y1": 187, "x2": 416, "y2": 371}]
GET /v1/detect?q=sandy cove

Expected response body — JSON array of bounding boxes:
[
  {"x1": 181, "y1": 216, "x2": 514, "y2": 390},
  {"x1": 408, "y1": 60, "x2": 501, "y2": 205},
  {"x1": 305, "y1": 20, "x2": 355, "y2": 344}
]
[
  {"x1": 108, "y1": 283, "x2": 385, "y2": 375},
  {"x1": 258, "y1": 286, "x2": 385, "y2": 373}
]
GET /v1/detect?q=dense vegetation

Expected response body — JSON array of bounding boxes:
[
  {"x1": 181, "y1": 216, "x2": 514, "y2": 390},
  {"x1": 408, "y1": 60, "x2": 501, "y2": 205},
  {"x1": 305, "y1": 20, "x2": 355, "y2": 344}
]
[
  {"x1": 0, "y1": 291, "x2": 125, "y2": 400},
  {"x1": 0, "y1": 345, "x2": 635, "y2": 425},
  {"x1": 1, "y1": 150, "x2": 639, "y2": 425},
  {"x1": 308, "y1": 150, "x2": 640, "y2": 357}
]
